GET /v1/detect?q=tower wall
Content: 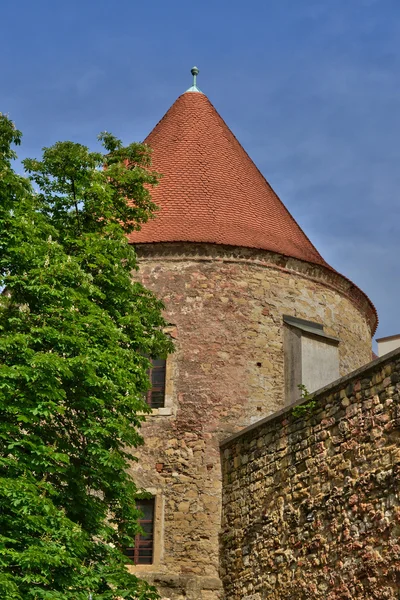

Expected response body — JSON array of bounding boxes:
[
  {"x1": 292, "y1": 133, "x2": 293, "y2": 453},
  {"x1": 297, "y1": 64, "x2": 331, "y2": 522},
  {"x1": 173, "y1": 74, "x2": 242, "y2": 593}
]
[{"x1": 127, "y1": 243, "x2": 375, "y2": 600}]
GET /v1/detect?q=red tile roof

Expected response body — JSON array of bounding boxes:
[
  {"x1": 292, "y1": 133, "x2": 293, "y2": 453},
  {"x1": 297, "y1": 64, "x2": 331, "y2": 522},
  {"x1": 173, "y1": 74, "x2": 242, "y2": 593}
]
[
  {"x1": 128, "y1": 91, "x2": 328, "y2": 267},
  {"x1": 129, "y1": 90, "x2": 378, "y2": 334}
]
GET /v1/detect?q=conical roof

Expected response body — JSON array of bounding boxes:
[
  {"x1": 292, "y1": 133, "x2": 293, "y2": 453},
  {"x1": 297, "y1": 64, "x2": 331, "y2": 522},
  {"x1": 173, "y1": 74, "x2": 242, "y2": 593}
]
[{"x1": 128, "y1": 89, "x2": 329, "y2": 268}]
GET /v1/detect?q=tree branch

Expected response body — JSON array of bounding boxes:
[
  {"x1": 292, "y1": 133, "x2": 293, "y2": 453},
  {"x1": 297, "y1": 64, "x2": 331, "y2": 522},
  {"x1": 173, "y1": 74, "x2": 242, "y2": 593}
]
[{"x1": 71, "y1": 178, "x2": 80, "y2": 233}]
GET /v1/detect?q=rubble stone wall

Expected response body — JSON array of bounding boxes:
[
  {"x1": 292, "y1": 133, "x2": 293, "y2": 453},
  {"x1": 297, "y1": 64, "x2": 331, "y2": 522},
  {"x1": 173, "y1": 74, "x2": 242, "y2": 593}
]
[
  {"x1": 128, "y1": 242, "x2": 374, "y2": 600},
  {"x1": 221, "y1": 348, "x2": 400, "y2": 600}
]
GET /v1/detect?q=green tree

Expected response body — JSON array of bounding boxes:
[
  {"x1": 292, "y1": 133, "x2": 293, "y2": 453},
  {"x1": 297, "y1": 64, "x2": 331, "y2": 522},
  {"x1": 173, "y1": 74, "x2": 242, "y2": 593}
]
[{"x1": 0, "y1": 113, "x2": 173, "y2": 599}]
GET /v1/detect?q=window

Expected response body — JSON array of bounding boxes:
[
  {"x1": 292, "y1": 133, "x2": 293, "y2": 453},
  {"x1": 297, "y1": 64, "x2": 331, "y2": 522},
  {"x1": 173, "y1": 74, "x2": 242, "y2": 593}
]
[
  {"x1": 125, "y1": 498, "x2": 155, "y2": 565},
  {"x1": 146, "y1": 359, "x2": 166, "y2": 409}
]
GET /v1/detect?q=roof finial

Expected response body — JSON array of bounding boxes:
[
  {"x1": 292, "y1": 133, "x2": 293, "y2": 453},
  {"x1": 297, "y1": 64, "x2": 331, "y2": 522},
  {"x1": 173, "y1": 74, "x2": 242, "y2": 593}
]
[
  {"x1": 186, "y1": 66, "x2": 202, "y2": 93},
  {"x1": 191, "y1": 66, "x2": 199, "y2": 87}
]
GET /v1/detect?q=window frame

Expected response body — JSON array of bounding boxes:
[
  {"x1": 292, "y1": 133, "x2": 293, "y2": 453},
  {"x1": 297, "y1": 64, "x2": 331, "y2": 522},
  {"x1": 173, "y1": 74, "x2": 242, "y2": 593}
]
[
  {"x1": 146, "y1": 358, "x2": 167, "y2": 409},
  {"x1": 125, "y1": 497, "x2": 155, "y2": 565}
]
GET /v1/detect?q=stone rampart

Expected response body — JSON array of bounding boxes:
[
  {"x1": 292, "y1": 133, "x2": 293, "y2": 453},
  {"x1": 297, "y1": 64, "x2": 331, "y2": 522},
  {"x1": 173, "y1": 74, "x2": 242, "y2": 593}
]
[{"x1": 221, "y1": 348, "x2": 400, "y2": 600}]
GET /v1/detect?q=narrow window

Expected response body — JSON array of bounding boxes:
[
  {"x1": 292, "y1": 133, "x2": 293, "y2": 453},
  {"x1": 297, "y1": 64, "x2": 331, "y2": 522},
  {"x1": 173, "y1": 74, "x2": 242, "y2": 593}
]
[
  {"x1": 146, "y1": 359, "x2": 166, "y2": 409},
  {"x1": 125, "y1": 498, "x2": 155, "y2": 565}
]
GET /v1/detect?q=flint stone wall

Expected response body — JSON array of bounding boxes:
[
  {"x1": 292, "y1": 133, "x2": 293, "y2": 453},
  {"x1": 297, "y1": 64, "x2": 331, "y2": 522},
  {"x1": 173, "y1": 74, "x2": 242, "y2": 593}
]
[{"x1": 221, "y1": 348, "x2": 400, "y2": 600}]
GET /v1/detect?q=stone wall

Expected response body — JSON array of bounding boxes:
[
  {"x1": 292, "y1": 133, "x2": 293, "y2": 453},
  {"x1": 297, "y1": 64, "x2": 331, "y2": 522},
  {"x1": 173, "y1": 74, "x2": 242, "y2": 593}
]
[
  {"x1": 127, "y1": 242, "x2": 374, "y2": 600},
  {"x1": 221, "y1": 348, "x2": 400, "y2": 600}
]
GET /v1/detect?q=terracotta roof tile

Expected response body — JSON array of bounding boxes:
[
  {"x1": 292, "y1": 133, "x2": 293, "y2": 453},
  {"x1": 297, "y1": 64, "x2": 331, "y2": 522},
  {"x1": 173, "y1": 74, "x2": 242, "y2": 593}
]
[
  {"x1": 128, "y1": 91, "x2": 328, "y2": 266},
  {"x1": 128, "y1": 90, "x2": 378, "y2": 333}
]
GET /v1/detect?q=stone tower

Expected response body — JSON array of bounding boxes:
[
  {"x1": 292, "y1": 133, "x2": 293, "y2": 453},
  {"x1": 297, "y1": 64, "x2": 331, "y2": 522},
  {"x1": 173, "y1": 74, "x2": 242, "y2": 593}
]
[{"x1": 126, "y1": 72, "x2": 377, "y2": 600}]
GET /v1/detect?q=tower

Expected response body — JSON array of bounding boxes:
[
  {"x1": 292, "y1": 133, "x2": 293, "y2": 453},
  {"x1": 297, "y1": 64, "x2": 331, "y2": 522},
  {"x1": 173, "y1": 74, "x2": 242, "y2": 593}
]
[{"x1": 126, "y1": 70, "x2": 377, "y2": 600}]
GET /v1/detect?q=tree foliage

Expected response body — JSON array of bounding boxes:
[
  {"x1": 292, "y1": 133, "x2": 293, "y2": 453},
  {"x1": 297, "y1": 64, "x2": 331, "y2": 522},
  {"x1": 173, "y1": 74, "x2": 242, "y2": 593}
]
[{"x1": 0, "y1": 113, "x2": 173, "y2": 598}]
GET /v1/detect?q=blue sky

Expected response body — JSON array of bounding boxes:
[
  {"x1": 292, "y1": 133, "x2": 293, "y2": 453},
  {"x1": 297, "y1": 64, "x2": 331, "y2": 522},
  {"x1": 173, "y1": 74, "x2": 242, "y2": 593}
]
[{"x1": 2, "y1": 0, "x2": 399, "y2": 343}]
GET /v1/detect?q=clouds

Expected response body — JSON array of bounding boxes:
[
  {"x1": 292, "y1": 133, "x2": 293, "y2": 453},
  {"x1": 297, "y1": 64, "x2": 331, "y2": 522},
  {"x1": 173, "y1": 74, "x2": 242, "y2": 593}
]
[{"x1": 219, "y1": 3, "x2": 400, "y2": 340}]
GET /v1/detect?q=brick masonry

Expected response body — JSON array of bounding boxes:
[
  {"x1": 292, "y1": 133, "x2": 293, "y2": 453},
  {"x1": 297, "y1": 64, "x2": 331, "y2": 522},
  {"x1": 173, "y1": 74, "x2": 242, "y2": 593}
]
[
  {"x1": 221, "y1": 348, "x2": 400, "y2": 600},
  {"x1": 128, "y1": 242, "x2": 375, "y2": 600}
]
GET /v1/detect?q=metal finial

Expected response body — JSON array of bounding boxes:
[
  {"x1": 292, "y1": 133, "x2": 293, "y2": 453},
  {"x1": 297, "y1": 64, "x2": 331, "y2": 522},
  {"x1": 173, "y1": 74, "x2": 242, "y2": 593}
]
[
  {"x1": 186, "y1": 66, "x2": 202, "y2": 93},
  {"x1": 191, "y1": 66, "x2": 199, "y2": 87}
]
